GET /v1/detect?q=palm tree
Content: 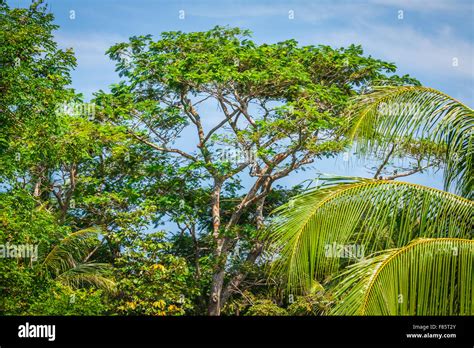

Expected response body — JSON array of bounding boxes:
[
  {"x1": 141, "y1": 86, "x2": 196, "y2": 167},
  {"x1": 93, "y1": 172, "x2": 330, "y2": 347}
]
[
  {"x1": 349, "y1": 86, "x2": 473, "y2": 198},
  {"x1": 268, "y1": 86, "x2": 473, "y2": 315},
  {"x1": 330, "y1": 238, "x2": 473, "y2": 315},
  {"x1": 270, "y1": 178, "x2": 473, "y2": 292},
  {"x1": 40, "y1": 227, "x2": 115, "y2": 292}
]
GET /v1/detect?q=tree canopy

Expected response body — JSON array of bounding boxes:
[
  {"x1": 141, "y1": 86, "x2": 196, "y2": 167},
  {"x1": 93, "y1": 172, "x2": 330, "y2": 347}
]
[{"x1": 0, "y1": 1, "x2": 471, "y2": 317}]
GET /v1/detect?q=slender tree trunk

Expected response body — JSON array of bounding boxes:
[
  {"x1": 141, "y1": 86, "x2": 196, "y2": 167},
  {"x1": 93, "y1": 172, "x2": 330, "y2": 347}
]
[
  {"x1": 374, "y1": 143, "x2": 396, "y2": 179},
  {"x1": 208, "y1": 182, "x2": 253, "y2": 315},
  {"x1": 189, "y1": 223, "x2": 201, "y2": 279},
  {"x1": 208, "y1": 179, "x2": 226, "y2": 316},
  {"x1": 32, "y1": 165, "x2": 45, "y2": 198},
  {"x1": 220, "y1": 242, "x2": 263, "y2": 306},
  {"x1": 208, "y1": 178, "x2": 271, "y2": 315},
  {"x1": 208, "y1": 267, "x2": 226, "y2": 315},
  {"x1": 33, "y1": 180, "x2": 41, "y2": 197},
  {"x1": 220, "y1": 197, "x2": 266, "y2": 308}
]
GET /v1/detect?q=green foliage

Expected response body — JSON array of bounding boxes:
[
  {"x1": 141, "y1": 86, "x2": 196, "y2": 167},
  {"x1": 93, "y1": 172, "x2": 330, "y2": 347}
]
[
  {"x1": 0, "y1": 0, "x2": 76, "y2": 177},
  {"x1": 330, "y1": 238, "x2": 474, "y2": 315},
  {"x1": 97, "y1": 27, "x2": 417, "y2": 315},
  {"x1": 0, "y1": 191, "x2": 113, "y2": 314},
  {"x1": 99, "y1": 26, "x2": 417, "y2": 182},
  {"x1": 27, "y1": 283, "x2": 109, "y2": 316},
  {"x1": 1, "y1": 1, "x2": 469, "y2": 317},
  {"x1": 244, "y1": 300, "x2": 288, "y2": 316},
  {"x1": 0, "y1": 190, "x2": 66, "y2": 246},
  {"x1": 349, "y1": 86, "x2": 473, "y2": 198},
  {"x1": 41, "y1": 228, "x2": 115, "y2": 292},
  {"x1": 269, "y1": 177, "x2": 473, "y2": 292},
  {"x1": 287, "y1": 293, "x2": 333, "y2": 316},
  {"x1": 112, "y1": 232, "x2": 198, "y2": 315}
]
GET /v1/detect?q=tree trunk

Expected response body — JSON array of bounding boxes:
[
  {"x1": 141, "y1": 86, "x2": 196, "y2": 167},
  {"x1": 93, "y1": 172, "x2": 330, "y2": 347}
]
[
  {"x1": 220, "y1": 242, "x2": 263, "y2": 306},
  {"x1": 208, "y1": 179, "x2": 226, "y2": 316},
  {"x1": 219, "y1": 196, "x2": 266, "y2": 309},
  {"x1": 208, "y1": 179, "x2": 271, "y2": 315},
  {"x1": 208, "y1": 267, "x2": 226, "y2": 315}
]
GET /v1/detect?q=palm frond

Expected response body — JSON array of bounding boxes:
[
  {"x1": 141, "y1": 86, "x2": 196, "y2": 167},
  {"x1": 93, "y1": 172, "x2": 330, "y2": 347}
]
[
  {"x1": 41, "y1": 227, "x2": 115, "y2": 292},
  {"x1": 330, "y1": 238, "x2": 474, "y2": 315},
  {"x1": 268, "y1": 177, "x2": 473, "y2": 292},
  {"x1": 42, "y1": 227, "x2": 101, "y2": 275},
  {"x1": 56, "y1": 262, "x2": 116, "y2": 292},
  {"x1": 348, "y1": 86, "x2": 473, "y2": 198}
]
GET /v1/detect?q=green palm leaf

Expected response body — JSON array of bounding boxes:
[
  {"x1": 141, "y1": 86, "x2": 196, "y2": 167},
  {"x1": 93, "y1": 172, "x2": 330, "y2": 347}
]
[
  {"x1": 41, "y1": 227, "x2": 115, "y2": 291},
  {"x1": 330, "y1": 238, "x2": 474, "y2": 315},
  {"x1": 42, "y1": 227, "x2": 99, "y2": 273},
  {"x1": 348, "y1": 86, "x2": 473, "y2": 198},
  {"x1": 269, "y1": 178, "x2": 473, "y2": 292},
  {"x1": 55, "y1": 263, "x2": 116, "y2": 292}
]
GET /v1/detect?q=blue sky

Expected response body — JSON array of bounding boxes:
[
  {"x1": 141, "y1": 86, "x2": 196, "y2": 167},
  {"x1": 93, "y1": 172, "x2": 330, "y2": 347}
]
[{"x1": 9, "y1": 0, "x2": 474, "y2": 191}]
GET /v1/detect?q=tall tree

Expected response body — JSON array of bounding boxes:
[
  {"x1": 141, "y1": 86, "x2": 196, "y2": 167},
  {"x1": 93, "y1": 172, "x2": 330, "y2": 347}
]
[
  {"x1": 0, "y1": 0, "x2": 76, "y2": 186},
  {"x1": 96, "y1": 26, "x2": 417, "y2": 314}
]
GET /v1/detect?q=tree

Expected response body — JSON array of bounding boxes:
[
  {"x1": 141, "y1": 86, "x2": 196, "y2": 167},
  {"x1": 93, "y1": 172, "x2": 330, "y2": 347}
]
[
  {"x1": 111, "y1": 231, "x2": 198, "y2": 316},
  {"x1": 0, "y1": 0, "x2": 76, "y2": 184},
  {"x1": 95, "y1": 26, "x2": 416, "y2": 314},
  {"x1": 268, "y1": 87, "x2": 473, "y2": 315},
  {"x1": 40, "y1": 227, "x2": 115, "y2": 291},
  {"x1": 269, "y1": 179, "x2": 473, "y2": 314},
  {"x1": 0, "y1": 1, "x2": 202, "y2": 316},
  {"x1": 0, "y1": 191, "x2": 113, "y2": 315}
]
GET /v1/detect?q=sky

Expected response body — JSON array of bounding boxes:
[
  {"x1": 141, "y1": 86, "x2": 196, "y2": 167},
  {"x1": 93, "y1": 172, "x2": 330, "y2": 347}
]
[{"x1": 8, "y1": 0, "x2": 474, "y2": 191}]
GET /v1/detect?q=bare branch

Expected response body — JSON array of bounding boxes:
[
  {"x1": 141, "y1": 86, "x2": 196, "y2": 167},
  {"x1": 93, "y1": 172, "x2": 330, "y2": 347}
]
[{"x1": 128, "y1": 130, "x2": 197, "y2": 161}]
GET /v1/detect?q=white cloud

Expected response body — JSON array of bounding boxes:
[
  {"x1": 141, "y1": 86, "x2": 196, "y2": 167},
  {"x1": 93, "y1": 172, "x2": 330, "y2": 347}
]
[
  {"x1": 314, "y1": 23, "x2": 474, "y2": 79},
  {"x1": 55, "y1": 33, "x2": 127, "y2": 69},
  {"x1": 185, "y1": 1, "x2": 376, "y2": 22},
  {"x1": 369, "y1": 0, "x2": 472, "y2": 12},
  {"x1": 185, "y1": 0, "x2": 471, "y2": 22}
]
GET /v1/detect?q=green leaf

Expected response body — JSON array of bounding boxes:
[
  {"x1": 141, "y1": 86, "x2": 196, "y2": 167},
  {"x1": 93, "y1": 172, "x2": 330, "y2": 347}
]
[
  {"x1": 330, "y1": 238, "x2": 473, "y2": 315},
  {"x1": 348, "y1": 86, "x2": 473, "y2": 198},
  {"x1": 269, "y1": 177, "x2": 473, "y2": 292}
]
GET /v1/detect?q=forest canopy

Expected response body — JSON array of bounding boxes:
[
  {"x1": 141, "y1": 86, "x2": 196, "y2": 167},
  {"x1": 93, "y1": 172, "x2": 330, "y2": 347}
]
[{"x1": 1, "y1": 1, "x2": 472, "y2": 317}]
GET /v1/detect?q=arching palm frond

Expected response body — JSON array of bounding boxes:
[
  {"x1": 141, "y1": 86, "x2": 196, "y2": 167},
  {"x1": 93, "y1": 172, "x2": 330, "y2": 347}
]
[
  {"x1": 348, "y1": 86, "x2": 473, "y2": 198},
  {"x1": 330, "y1": 238, "x2": 474, "y2": 315},
  {"x1": 41, "y1": 227, "x2": 115, "y2": 291},
  {"x1": 268, "y1": 178, "x2": 473, "y2": 293},
  {"x1": 42, "y1": 227, "x2": 99, "y2": 273},
  {"x1": 56, "y1": 263, "x2": 115, "y2": 292}
]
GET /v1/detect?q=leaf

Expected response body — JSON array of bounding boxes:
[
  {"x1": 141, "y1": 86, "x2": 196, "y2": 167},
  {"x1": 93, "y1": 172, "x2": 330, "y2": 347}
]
[
  {"x1": 41, "y1": 227, "x2": 116, "y2": 292},
  {"x1": 268, "y1": 177, "x2": 473, "y2": 292},
  {"x1": 330, "y1": 238, "x2": 474, "y2": 315},
  {"x1": 55, "y1": 263, "x2": 115, "y2": 292},
  {"x1": 348, "y1": 86, "x2": 473, "y2": 198}
]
